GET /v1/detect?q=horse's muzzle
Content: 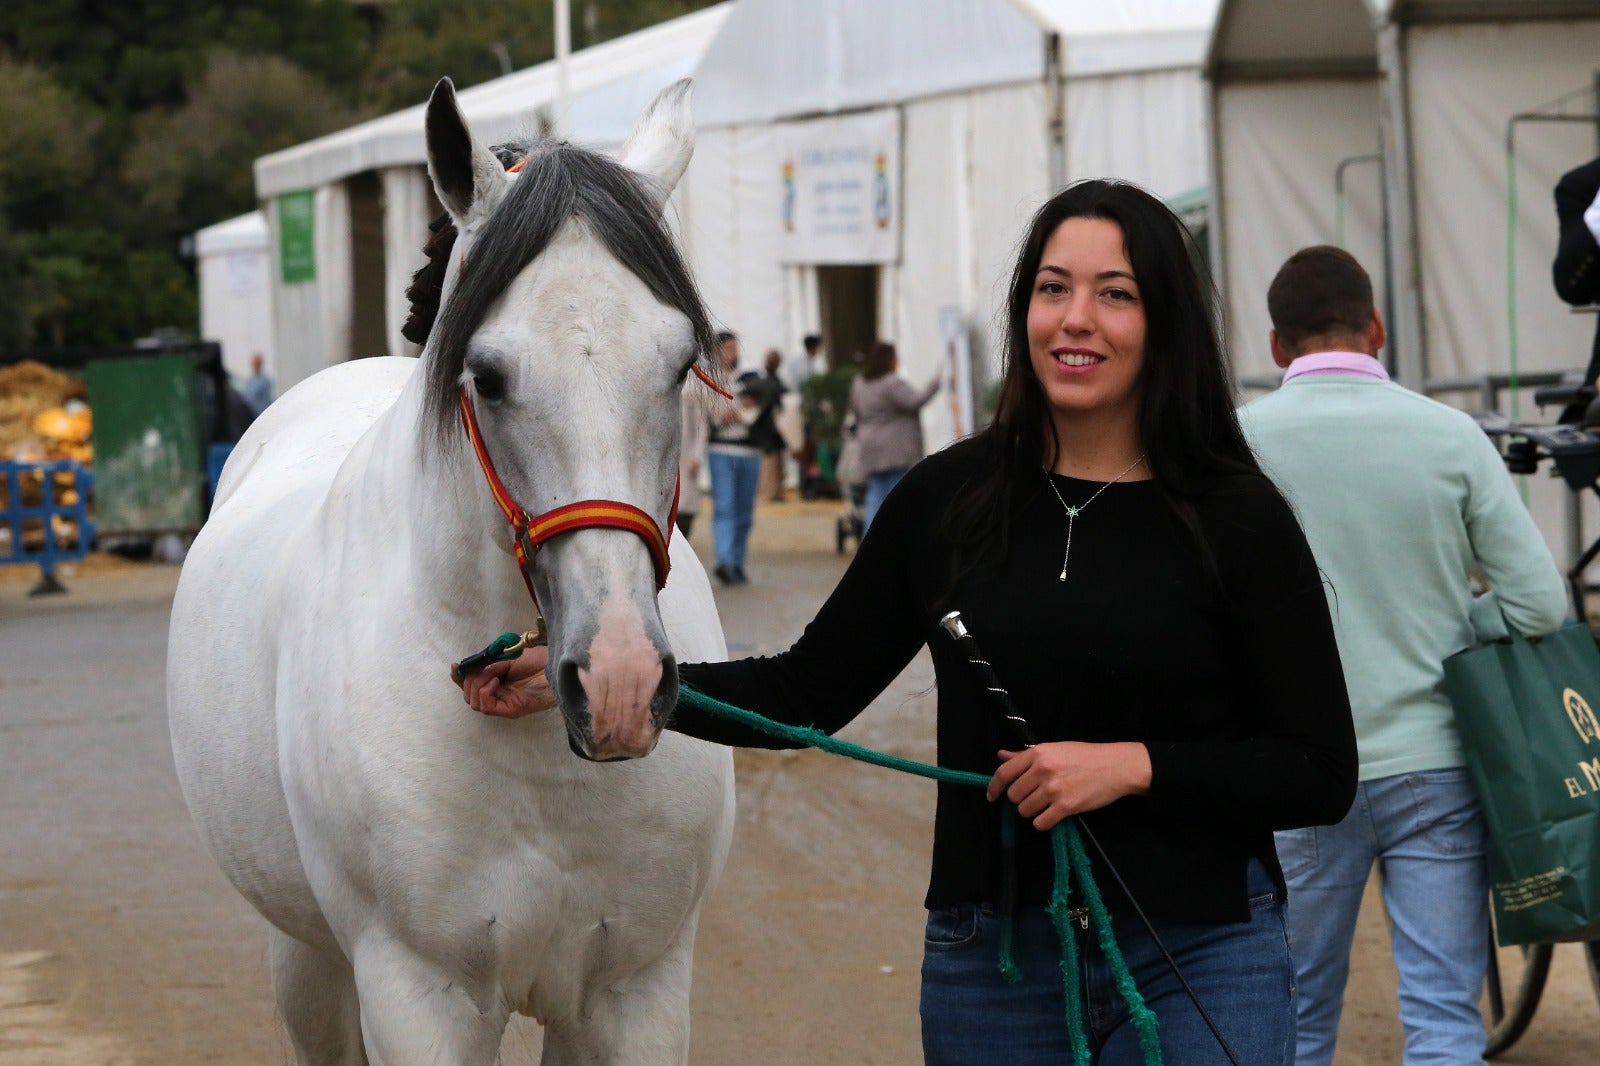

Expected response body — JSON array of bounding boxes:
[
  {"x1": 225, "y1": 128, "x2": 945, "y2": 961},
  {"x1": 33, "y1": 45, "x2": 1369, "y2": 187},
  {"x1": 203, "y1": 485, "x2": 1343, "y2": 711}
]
[{"x1": 555, "y1": 655, "x2": 678, "y2": 761}]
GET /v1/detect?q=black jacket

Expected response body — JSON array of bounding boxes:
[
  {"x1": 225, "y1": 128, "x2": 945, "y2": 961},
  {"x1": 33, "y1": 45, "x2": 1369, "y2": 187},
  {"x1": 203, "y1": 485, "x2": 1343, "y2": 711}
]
[{"x1": 1554, "y1": 157, "x2": 1600, "y2": 418}]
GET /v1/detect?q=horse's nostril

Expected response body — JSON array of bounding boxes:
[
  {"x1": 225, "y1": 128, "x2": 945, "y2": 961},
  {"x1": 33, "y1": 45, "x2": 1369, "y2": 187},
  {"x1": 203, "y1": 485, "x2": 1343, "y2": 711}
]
[
  {"x1": 652, "y1": 657, "x2": 680, "y2": 723},
  {"x1": 556, "y1": 659, "x2": 586, "y2": 711}
]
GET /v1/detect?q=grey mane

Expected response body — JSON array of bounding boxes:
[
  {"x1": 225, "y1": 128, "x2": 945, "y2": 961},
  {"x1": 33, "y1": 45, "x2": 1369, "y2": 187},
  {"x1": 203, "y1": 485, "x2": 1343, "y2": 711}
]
[{"x1": 421, "y1": 138, "x2": 716, "y2": 446}]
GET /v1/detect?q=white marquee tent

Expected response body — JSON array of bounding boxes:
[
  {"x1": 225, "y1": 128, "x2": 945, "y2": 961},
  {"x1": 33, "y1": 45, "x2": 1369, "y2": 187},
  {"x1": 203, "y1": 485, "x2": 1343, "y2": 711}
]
[
  {"x1": 680, "y1": 0, "x2": 1219, "y2": 451},
  {"x1": 247, "y1": 3, "x2": 732, "y2": 391},
  {"x1": 1209, "y1": 0, "x2": 1600, "y2": 386},
  {"x1": 1208, "y1": 0, "x2": 1600, "y2": 564},
  {"x1": 234, "y1": 0, "x2": 1222, "y2": 452},
  {"x1": 194, "y1": 211, "x2": 275, "y2": 383}
]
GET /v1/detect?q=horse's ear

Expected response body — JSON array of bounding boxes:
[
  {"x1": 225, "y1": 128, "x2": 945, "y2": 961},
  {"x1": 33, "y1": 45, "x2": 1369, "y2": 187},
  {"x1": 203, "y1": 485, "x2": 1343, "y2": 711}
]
[
  {"x1": 617, "y1": 78, "x2": 695, "y2": 212},
  {"x1": 425, "y1": 78, "x2": 504, "y2": 224}
]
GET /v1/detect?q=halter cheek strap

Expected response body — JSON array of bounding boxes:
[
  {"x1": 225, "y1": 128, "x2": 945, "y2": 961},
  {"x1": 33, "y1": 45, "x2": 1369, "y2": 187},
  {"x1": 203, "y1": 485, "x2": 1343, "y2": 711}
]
[{"x1": 458, "y1": 387, "x2": 676, "y2": 609}]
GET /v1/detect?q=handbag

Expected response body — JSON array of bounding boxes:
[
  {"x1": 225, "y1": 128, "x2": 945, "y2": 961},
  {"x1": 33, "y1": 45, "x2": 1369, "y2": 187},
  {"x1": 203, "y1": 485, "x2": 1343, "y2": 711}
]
[{"x1": 1443, "y1": 621, "x2": 1600, "y2": 945}]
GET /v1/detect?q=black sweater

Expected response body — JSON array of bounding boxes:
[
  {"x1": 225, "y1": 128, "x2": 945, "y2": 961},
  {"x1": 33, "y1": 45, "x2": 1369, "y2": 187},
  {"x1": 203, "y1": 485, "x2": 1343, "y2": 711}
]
[{"x1": 674, "y1": 438, "x2": 1356, "y2": 923}]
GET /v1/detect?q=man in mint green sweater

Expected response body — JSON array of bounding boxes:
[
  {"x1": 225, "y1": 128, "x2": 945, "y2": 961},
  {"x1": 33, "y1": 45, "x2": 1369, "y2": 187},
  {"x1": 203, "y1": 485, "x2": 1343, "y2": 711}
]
[{"x1": 1239, "y1": 246, "x2": 1568, "y2": 1066}]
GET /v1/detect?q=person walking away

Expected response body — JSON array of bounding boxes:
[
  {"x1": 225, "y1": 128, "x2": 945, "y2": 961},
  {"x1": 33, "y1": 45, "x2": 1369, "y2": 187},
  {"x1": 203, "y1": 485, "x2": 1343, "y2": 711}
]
[
  {"x1": 458, "y1": 180, "x2": 1358, "y2": 1064},
  {"x1": 751, "y1": 349, "x2": 789, "y2": 502},
  {"x1": 849, "y1": 341, "x2": 939, "y2": 530},
  {"x1": 786, "y1": 332, "x2": 824, "y2": 390},
  {"x1": 706, "y1": 331, "x2": 761, "y2": 584},
  {"x1": 1239, "y1": 245, "x2": 1568, "y2": 1066},
  {"x1": 1554, "y1": 156, "x2": 1600, "y2": 422}
]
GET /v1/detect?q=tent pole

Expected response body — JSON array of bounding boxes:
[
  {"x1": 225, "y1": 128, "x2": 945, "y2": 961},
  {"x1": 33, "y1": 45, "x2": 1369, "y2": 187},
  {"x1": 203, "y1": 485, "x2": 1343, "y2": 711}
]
[
  {"x1": 554, "y1": 0, "x2": 571, "y2": 138},
  {"x1": 1376, "y1": 21, "x2": 1426, "y2": 390},
  {"x1": 1044, "y1": 32, "x2": 1065, "y2": 190}
]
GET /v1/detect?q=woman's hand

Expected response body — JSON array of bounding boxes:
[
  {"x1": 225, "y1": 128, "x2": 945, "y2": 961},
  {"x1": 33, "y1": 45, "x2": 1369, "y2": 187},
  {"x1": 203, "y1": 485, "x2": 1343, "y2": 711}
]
[
  {"x1": 450, "y1": 647, "x2": 556, "y2": 719},
  {"x1": 985, "y1": 742, "x2": 1152, "y2": 830}
]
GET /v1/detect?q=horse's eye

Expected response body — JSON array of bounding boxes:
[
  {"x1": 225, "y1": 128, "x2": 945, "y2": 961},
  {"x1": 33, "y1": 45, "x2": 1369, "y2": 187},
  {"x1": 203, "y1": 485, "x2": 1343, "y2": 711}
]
[{"x1": 473, "y1": 370, "x2": 506, "y2": 401}]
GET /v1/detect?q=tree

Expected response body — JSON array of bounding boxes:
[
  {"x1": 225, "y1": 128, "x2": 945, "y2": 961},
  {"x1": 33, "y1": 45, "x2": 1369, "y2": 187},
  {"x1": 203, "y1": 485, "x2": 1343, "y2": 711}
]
[
  {"x1": 123, "y1": 49, "x2": 364, "y2": 239},
  {"x1": 19, "y1": 226, "x2": 195, "y2": 349},
  {"x1": 0, "y1": 59, "x2": 99, "y2": 229},
  {"x1": 362, "y1": 0, "x2": 554, "y2": 113}
]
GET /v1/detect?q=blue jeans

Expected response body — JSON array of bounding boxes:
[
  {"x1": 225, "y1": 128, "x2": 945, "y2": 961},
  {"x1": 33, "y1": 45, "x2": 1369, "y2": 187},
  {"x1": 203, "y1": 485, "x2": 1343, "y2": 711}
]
[
  {"x1": 708, "y1": 449, "x2": 760, "y2": 570},
  {"x1": 863, "y1": 468, "x2": 906, "y2": 533},
  {"x1": 920, "y1": 859, "x2": 1293, "y2": 1064},
  {"x1": 1276, "y1": 768, "x2": 1488, "y2": 1066}
]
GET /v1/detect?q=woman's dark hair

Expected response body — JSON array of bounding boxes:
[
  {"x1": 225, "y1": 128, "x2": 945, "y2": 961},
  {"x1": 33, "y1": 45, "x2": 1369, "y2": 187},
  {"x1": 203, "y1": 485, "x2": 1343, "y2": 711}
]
[
  {"x1": 861, "y1": 341, "x2": 896, "y2": 381},
  {"x1": 942, "y1": 178, "x2": 1265, "y2": 595}
]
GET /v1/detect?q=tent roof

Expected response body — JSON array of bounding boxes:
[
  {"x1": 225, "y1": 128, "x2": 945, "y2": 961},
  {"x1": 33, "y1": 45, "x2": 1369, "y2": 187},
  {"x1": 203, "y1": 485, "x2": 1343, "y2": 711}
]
[
  {"x1": 195, "y1": 211, "x2": 268, "y2": 256},
  {"x1": 693, "y1": 0, "x2": 1218, "y2": 130},
  {"x1": 1207, "y1": 0, "x2": 1598, "y2": 78},
  {"x1": 254, "y1": 3, "x2": 731, "y2": 199},
  {"x1": 1206, "y1": 0, "x2": 1377, "y2": 78}
]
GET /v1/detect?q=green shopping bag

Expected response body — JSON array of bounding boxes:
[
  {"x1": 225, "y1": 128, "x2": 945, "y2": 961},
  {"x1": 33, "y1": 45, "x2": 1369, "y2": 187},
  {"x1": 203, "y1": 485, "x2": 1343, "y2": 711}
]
[{"x1": 1443, "y1": 622, "x2": 1600, "y2": 946}]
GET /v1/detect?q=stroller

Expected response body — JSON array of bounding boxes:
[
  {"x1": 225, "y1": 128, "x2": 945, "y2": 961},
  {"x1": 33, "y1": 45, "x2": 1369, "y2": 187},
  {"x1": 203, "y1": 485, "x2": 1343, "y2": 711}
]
[{"x1": 833, "y1": 415, "x2": 865, "y2": 553}]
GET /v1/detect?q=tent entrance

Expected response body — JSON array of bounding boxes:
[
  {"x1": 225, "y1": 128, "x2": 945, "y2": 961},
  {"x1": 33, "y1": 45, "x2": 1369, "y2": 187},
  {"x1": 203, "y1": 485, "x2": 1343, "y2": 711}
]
[
  {"x1": 348, "y1": 171, "x2": 387, "y2": 360},
  {"x1": 817, "y1": 265, "x2": 878, "y2": 369}
]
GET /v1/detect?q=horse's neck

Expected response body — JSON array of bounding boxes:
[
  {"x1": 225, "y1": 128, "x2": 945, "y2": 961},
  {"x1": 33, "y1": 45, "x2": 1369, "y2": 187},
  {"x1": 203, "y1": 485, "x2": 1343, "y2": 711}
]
[{"x1": 342, "y1": 372, "x2": 532, "y2": 630}]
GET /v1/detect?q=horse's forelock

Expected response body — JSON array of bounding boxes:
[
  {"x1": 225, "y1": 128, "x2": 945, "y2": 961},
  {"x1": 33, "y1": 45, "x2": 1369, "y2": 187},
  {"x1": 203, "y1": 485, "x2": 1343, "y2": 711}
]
[{"x1": 420, "y1": 141, "x2": 713, "y2": 452}]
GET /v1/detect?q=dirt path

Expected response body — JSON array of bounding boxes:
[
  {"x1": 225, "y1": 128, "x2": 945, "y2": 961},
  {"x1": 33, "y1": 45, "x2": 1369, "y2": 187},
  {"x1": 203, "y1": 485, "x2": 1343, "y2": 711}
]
[{"x1": 1, "y1": 502, "x2": 1595, "y2": 1063}]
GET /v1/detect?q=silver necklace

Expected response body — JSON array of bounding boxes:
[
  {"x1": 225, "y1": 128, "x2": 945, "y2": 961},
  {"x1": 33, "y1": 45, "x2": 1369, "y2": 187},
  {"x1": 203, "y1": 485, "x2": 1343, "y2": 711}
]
[{"x1": 1044, "y1": 454, "x2": 1146, "y2": 582}]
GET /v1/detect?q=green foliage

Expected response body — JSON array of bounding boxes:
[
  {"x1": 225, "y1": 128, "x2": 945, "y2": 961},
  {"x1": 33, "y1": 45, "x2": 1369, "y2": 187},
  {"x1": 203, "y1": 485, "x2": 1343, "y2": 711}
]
[
  {"x1": 125, "y1": 50, "x2": 364, "y2": 240},
  {"x1": 0, "y1": 59, "x2": 98, "y2": 223},
  {"x1": 800, "y1": 367, "x2": 859, "y2": 451},
  {"x1": 0, "y1": 0, "x2": 717, "y2": 354},
  {"x1": 17, "y1": 226, "x2": 195, "y2": 349},
  {"x1": 363, "y1": 0, "x2": 555, "y2": 113}
]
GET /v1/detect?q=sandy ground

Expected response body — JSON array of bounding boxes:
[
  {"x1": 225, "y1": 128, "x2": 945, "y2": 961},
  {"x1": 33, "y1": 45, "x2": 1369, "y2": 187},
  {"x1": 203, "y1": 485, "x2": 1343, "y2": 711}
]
[{"x1": 1, "y1": 498, "x2": 1596, "y2": 1064}]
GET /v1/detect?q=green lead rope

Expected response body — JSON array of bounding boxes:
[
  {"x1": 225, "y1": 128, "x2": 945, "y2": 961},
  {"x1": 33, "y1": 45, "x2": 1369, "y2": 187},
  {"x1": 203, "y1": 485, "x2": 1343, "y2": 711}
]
[{"x1": 677, "y1": 684, "x2": 1161, "y2": 1064}]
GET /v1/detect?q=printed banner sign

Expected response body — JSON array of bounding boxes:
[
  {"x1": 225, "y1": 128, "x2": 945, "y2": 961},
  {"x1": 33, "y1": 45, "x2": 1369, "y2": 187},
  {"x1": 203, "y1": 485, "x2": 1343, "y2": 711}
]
[
  {"x1": 778, "y1": 109, "x2": 901, "y2": 265},
  {"x1": 940, "y1": 306, "x2": 976, "y2": 440},
  {"x1": 278, "y1": 190, "x2": 316, "y2": 284}
]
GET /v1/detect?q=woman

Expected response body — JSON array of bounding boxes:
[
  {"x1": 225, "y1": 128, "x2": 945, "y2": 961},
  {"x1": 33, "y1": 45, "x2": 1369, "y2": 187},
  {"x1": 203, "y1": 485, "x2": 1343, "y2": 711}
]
[
  {"x1": 849, "y1": 340, "x2": 939, "y2": 530},
  {"x1": 457, "y1": 180, "x2": 1356, "y2": 1064}
]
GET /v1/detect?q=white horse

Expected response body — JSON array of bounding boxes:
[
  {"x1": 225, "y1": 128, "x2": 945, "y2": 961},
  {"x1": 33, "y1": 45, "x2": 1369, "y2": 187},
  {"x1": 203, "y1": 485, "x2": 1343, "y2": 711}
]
[{"x1": 168, "y1": 79, "x2": 734, "y2": 1064}]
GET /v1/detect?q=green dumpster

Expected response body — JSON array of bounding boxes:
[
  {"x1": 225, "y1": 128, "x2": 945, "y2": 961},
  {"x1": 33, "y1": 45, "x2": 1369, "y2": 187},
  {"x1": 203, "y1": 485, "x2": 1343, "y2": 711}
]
[{"x1": 85, "y1": 354, "x2": 205, "y2": 534}]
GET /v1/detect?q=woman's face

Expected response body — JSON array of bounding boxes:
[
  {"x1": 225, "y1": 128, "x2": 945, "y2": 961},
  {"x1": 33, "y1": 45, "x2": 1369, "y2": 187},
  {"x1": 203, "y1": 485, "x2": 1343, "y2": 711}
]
[{"x1": 1026, "y1": 217, "x2": 1146, "y2": 433}]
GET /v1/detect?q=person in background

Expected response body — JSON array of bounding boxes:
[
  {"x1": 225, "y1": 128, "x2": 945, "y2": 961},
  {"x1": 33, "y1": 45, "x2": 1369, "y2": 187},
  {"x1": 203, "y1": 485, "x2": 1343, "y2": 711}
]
[
  {"x1": 676, "y1": 372, "x2": 710, "y2": 540},
  {"x1": 461, "y1": 180, "x2": 1358, "y2": 1064},
  {"x1": 752, "y1": 349, "x2": 789, "y2": 503},
  {"x1": 1554, "y1": 155, "x2": 1600, "y2": 421},
  {"x1": 1239, "y1": 245, "x2": 1568, "y2": 1066},
  {"x1": 243, "y1": 352, "x2": 274, "y2": 417},
  {"x1": 849, "y1": 340, "x2": 939, "y2": 530},
  {"x1": 706, "y1": 331, "x2": 761, "y2": 584},
  {"x1": 786, "y1": 332, "x2": 824, "y2": 390}
]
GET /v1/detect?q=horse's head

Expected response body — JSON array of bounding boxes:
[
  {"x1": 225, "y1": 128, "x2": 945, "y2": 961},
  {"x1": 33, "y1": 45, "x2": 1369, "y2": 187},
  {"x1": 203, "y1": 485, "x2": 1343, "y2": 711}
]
[{"x1": 422, "y1": 77, "x2": 716, "y2": 761}]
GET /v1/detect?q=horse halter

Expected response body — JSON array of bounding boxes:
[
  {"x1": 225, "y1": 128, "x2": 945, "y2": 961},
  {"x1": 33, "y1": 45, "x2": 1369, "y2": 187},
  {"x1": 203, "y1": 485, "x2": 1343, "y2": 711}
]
[
  {"x1": 453, "y1": 153, "x2": 733, "y2": 636},
  {"x1": 458, "y1": 387, "x2": 676, "y2": 627}
]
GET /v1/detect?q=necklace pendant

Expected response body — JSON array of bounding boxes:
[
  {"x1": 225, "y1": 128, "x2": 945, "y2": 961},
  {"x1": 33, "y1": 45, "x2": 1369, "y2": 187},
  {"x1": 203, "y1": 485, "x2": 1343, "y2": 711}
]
[{"x1": 1058, "y1": 567, "x2": 1068, "y2": 582}]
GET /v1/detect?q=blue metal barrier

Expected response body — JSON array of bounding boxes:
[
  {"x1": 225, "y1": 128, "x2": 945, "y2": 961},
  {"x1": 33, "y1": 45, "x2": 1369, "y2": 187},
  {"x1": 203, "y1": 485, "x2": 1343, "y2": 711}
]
[{"x1": 0, "y1": 460, "x2": 95, "y2": 596}]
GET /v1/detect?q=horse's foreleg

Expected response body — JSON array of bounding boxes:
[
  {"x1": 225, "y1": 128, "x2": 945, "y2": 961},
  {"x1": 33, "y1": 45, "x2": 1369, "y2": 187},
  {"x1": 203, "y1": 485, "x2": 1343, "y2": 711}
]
[
  {"x1": 270, "y1": 928, "x2": 367, "y2": 1066},
  {"x1": 540, "y1": 930, "x2": 697, "y2": 1066},
  {"x1": 350, "y1": 935, "x2": 511, "y2": 1066}
]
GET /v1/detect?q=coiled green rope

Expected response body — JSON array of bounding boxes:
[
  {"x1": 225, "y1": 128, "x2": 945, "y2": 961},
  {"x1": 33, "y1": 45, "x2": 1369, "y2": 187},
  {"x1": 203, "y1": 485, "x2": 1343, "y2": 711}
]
[{"x1": 677, "y1": 684, "x2": 1161, "y2": 1064}]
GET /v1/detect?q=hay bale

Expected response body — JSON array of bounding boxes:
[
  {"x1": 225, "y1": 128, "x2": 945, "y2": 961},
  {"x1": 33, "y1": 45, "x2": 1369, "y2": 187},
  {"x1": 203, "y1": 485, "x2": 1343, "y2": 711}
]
[{"x1": 0, "y1": 361, "x2": 89, "y2": 456}]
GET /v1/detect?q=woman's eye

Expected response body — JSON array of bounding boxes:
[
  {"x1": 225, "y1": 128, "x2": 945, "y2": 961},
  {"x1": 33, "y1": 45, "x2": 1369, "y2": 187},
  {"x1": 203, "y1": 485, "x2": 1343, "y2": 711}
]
[
  {"x1": 472, "y1": 371, "x2": 506, "y2": 400},
  {"x1": 1038, "y1": 281, "x2": 1066, "y2": 295},
  {"x1": 1103, "y1": 288, "x2": 1136, "y2": 302}
]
